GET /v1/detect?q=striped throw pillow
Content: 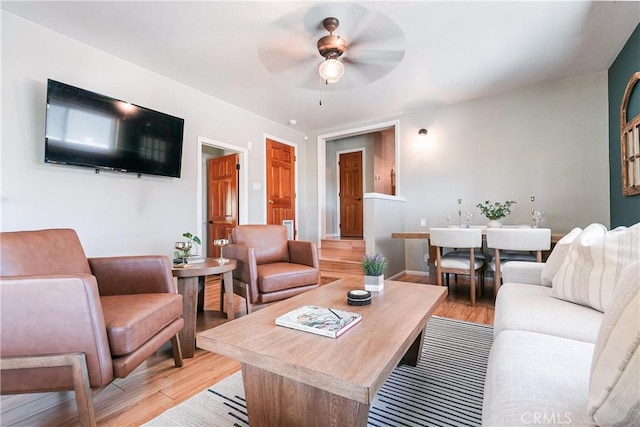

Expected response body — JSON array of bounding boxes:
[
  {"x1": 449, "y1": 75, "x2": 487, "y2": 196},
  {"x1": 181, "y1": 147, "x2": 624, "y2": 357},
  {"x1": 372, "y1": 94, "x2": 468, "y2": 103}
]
[
  {"x1": 550, "y1": 223, "x2": 640, "y2": 312},
  {"x1": 540, "y1": 227, "x2": 582, "y2": 287},
  {"x1": 588, "y1": 261, "x2": 640, "y2": 426}
]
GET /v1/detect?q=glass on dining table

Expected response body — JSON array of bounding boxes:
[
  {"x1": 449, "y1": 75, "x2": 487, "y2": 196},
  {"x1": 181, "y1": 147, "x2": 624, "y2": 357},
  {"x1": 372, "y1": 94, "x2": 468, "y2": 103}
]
[
  {"x1": 465, "y1": 211, "x2": 475, "y2": 227},
  {"x1": 532, "y1": 210, "x2": 546, "y2": 228},
  {"x1": 446, "y1": 211, "x2": 455, "y2": 225}
]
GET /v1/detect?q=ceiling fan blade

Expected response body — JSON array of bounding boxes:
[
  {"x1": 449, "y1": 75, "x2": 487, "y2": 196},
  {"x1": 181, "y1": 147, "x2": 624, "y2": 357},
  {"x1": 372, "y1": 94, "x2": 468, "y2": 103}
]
[{"x1": 345, "y1": 48, "x2": 405, "y2": 65}]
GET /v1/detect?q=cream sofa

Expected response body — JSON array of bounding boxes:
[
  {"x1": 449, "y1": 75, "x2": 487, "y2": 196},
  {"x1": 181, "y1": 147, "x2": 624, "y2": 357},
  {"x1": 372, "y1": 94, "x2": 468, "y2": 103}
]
[{"x1": 482, "y1": 223, "x2": 640, "y2": 427}]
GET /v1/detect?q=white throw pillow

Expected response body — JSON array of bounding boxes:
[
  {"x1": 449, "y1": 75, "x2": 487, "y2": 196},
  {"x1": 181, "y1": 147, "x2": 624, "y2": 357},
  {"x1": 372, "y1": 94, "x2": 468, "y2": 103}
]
[
  {"x1": 588, "y1": 261, "x2": 640, "y2": 426},
  {"x1": 551, "y1": 223, "x2": 640, "y2": 312},
  {"x1": 540, "y1": 227, "x2": 582, "y2": 287}
]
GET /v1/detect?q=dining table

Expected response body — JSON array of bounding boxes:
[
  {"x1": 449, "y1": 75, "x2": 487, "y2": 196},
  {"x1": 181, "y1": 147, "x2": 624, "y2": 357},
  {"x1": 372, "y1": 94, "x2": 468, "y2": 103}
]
[{"x1": 391, "y1": 228, "x2": 566, "y2": 263}]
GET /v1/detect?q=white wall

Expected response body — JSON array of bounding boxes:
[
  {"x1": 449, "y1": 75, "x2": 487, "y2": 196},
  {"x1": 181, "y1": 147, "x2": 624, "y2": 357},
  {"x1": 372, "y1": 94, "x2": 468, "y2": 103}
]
[
  {"x1": 0, "y1": 12, "x2": 307, "y2": 257},
  {"x1": 305, "y1": 72, "x2": 610, "y2": 272}
]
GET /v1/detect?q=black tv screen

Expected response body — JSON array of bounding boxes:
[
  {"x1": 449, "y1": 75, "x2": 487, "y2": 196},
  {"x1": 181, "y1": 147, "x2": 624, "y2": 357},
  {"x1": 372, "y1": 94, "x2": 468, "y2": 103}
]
[{"x1": 45, "y1": 79, "x2": 184, "y2": 178}]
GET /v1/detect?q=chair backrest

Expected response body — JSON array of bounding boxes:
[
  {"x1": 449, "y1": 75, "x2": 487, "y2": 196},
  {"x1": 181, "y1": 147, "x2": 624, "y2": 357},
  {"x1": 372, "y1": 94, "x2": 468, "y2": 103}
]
[
  {"x1": 0, "y1": 229, "x2": 91, "y2": 277},
  {"x1": 231, "y1": 225, "x2": 289, "y2": 264},
  {"x1": 429, "y1": 228, "x2": 483, "y2": 249},
  {"x1": 486, "y1": 228, "x2": 551, "y2": 251}
]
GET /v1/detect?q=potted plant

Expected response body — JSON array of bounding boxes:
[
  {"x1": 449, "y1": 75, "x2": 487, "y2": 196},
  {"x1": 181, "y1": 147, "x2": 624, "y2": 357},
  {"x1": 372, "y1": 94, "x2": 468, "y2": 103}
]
[
  {"x1": 174, "y1": 232, "x2": 201, "y2": 263},
  {"x1": 476, "y1": 200, "x2": 516, "y2": 228},
  {"x1": 362, "y1": 253, "x2": 388, "y2": 292}
]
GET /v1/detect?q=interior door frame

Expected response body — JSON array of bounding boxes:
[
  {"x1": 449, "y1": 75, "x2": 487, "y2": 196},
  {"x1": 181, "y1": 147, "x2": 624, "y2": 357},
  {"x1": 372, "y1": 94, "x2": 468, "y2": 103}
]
[
  {"x1": 263, "y1": 134, "x2": 298, "y2": 238},
  {"x1": 335, "y1": 147, "x2": 366, "y2": 238},
  {"x1": 317, "y1": 120, "x2": 400, "y2": 247},
  {"x1": 197, "y1": 136, "x2": 248, "y2": 249}
]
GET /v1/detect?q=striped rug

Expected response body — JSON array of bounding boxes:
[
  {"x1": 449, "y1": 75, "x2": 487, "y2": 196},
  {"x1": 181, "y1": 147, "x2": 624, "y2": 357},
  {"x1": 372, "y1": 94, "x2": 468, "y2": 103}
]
[{"x1": 146, "y1": 316, "x2": 493, "y2": 427}]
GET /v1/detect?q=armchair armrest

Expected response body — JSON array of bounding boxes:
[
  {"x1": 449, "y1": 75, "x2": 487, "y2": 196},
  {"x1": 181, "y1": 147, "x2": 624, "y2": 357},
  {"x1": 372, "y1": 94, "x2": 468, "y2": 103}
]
[
  {"x1": 0, "y1": 275, "x2": 114, "y2": 388},
  {"x1": 501, "y1": 261, "x2": 545, "y2": 286},
  {"x1": 288, "y1": 240, "x2": 319, "y2": 268},
  {"x1": 88, "y1": 256, "x2": 175, "y2": 296},
  {"x1": 221, "y1": 244, "x2": 259, "y2": 301}
]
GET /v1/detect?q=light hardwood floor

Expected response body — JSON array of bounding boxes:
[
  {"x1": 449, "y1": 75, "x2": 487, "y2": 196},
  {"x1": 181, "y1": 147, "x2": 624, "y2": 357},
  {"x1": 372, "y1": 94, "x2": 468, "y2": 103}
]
[{"x1": 0, "y1": 272, "x2": 495, "y2": 426}]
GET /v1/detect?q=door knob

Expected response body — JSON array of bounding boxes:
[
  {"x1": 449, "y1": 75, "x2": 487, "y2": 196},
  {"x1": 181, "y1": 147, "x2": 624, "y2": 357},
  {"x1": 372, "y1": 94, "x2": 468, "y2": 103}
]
[
  {"x1": 207, "y1": 220, "x2": 213, "y2": 224},
  {"x1": 355, "y1": 197, "x2": 362, "y2": 201},
  {"x1": 268, "y1": 200, "x2": 274, "y2": 204}
]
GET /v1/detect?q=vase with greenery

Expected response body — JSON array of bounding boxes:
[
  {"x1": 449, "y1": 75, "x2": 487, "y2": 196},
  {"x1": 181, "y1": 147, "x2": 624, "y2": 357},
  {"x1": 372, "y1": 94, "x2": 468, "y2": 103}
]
[
  {"x1": 362, "y1": 253, "x2": 388, "y2": 292},
  {"x1": 174, "y1": 232, "x2": 201, "y2": 262},
  {"x1": 476, "y1": 200, "x2": 516, "y2": 227}
]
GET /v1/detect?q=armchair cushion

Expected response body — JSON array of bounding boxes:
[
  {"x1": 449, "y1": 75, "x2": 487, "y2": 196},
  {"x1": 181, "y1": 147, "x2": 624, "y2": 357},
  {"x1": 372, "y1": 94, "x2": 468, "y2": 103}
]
[
  {"x1": 100, "y1": 293, "x2": 183, "y2": 356},
  {"x1": 89, "y1": 256, "x2": 176, "y2": 295},
  {"x1": 0, "y1": 228, "x2": 91, "y2": 276},
  {"x1": 231, "y1": 225, "x2": 289, "y2": 264},
  {"x1": 258, "y1": 262, "x2": 320, "y2": 294}
]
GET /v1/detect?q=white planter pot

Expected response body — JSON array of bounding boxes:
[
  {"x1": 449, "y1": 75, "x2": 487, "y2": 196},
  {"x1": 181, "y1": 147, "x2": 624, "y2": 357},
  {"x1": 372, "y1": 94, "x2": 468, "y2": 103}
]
[
  {"x1": 487, "y1": 220, "x2": 503, "y2": 228},
  {"x1": 364, "y1": 275, "x2": 384, "y2": 292}
]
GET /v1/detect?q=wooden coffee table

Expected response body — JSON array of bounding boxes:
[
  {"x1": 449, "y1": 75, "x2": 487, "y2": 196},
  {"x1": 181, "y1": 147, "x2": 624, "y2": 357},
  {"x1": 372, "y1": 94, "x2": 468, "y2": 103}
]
[{"x1": 197, "y1": 276, "x2": 447, "y2": 426}]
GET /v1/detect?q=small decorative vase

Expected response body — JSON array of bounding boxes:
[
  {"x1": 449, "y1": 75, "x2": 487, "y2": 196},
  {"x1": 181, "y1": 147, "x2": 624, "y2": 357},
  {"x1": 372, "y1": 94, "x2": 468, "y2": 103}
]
[
  {"x1": 364, "y1": 275, "x2": 384, "y2": 292},
  {"x1": 487, "y1": 220, "x2": 503, "y2": 228}
]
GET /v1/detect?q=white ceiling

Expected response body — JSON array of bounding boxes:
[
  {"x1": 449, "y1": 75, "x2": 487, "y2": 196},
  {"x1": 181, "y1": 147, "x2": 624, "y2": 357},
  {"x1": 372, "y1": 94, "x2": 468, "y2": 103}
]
[{"x1": 3, "y1": 1, "x2": 639, "y2": 134}]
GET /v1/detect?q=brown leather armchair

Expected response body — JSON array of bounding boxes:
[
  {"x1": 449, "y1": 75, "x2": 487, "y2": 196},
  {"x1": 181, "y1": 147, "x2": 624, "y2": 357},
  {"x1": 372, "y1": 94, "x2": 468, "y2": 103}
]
[
  {"x1": 220, "y1": 224, "x2": 320, "y2": 314},
  {"x1": 0, "y1": 229, "x2": 184, "y2": 426}
]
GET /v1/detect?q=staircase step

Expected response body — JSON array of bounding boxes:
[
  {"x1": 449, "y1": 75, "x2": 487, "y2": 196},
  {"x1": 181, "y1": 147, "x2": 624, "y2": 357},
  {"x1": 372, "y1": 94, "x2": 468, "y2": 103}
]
[
  {"x1": 318, "y1": 238, "x2": 366, "y2": 278},
  {"x1": 321, "y1": 239, "x2": 365, "y2": 252}
]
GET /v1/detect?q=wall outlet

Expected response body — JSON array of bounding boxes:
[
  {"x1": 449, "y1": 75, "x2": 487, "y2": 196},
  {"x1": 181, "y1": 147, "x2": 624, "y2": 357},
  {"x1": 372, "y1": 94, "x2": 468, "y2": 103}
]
[
  {"x1": 424, "y1": 254, "x2": 429, "y2": 262},
  {"x1": 420, "y1": 218, "x2": 427, "y2": 227}
]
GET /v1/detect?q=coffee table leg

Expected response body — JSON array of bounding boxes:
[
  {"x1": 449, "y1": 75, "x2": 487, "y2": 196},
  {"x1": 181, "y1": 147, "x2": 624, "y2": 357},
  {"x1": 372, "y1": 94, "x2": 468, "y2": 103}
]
[
  {"x1": 242, "y1": 363, "x2": 369, "y2": 426},
  {"x1": 222, "y1": 271, "x2": 235, "y2": 320},
  {"x1": 176, "y1": 276, "x2": 198, "y2": 358},
  {"x1": 401, "y1": 325, "x2": 427, "y2": 366}
]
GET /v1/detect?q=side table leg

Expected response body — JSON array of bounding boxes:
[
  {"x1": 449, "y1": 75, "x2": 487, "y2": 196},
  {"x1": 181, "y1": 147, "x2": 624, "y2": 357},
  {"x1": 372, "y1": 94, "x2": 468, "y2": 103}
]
[
  {"x1": 222, "y1": 271, "x2": 235, "y2": 320},
  {"x1": 177, "y1": 276, "x2": 198, "y2": 358}
]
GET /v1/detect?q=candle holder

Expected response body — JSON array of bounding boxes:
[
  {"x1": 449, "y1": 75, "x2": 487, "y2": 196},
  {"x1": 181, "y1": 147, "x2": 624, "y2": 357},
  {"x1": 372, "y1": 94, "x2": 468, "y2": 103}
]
[{"x1": 213, "y1": 239, "x2": 230, "y2": 263}]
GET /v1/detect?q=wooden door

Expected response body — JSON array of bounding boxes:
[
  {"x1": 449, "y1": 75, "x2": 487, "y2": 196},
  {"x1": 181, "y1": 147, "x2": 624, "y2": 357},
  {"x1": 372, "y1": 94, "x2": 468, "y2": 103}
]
[
  {"x1": 207, "y1": 153, "x2": 239, "y2": 257},
  {"x1": 339, "y1": 151, "x2": 363, "y2": 238},
  {"x1": 266, "y1": 138, "x2": 295, "y2": 236}
]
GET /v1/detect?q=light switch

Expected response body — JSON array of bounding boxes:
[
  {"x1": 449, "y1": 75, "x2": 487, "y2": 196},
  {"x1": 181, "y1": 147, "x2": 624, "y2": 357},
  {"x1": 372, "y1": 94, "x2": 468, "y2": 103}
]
[{"x1": 420, "y1": 218, "x2": 427, "y2": 227}]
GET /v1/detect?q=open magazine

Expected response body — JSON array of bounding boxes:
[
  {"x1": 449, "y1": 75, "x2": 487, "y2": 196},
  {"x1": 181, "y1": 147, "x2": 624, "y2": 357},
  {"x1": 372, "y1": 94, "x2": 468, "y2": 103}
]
[{"x1": 275, "y1": 305, "x2": 362, "y2": 338}]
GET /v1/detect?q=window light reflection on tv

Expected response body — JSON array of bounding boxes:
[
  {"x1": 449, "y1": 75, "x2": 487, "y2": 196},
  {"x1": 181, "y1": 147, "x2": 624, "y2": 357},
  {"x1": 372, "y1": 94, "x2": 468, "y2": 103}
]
[{"x1": 44, "y1": 79, "x2": 184, "y2": 178}]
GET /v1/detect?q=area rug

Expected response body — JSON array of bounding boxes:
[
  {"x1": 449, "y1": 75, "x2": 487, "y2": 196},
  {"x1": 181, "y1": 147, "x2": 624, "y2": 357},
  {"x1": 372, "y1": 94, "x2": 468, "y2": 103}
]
[{"x1": 146, "y1": 316, "x2": 493, "y2": 427}]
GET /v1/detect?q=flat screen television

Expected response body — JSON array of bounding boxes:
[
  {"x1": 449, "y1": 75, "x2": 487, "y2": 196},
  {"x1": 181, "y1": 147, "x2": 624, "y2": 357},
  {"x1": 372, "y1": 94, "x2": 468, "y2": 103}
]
[{"x1": 45, "y1": 79, "x2": 184, "y2": 178}]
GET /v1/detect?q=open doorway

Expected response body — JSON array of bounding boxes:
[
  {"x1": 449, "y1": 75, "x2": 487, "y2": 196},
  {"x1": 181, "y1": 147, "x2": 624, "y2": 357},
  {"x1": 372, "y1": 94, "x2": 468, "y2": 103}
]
[
  {"x1": 197, "y1": 137, "x2": 249, "y2": 257},
  {"x1": 317, "y1": 121, "x2": 399, "y2": 244}
]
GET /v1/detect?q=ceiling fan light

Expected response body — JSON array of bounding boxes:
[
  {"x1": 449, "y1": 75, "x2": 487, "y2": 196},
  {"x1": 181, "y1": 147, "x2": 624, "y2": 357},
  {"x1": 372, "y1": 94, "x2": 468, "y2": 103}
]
[{"x1": 318, "y1": 58, "x2": 345, "y2": 84}]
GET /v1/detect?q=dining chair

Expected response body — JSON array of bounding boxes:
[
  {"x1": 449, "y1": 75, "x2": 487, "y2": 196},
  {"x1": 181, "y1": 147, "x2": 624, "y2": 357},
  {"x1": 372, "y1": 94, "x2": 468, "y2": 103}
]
[
  {"x1": 429, "y1": 228, "x2": 485, "y2": 306},
  {"x1": 486, "y1": 227, "x2": 552, "y2": 296}
]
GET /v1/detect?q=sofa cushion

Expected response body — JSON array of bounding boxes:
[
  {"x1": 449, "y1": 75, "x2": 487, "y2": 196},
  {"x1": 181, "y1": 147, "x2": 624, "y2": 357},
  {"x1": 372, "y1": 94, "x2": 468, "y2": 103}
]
[
  {"x1": 588, "y1": 261, "x2": 640, "y2": 426},
  {"x1": 100, "y1": 293, "x2": 183, "y2": 356},
  {"x1": 483, "y1": 330, "x2": 595, "y2": 427},
  {"x1": 494, "y1": 283, "x2": 602, "y2": 343},
  {"x1": 540, "y1": 227, "x2": 582, "y2": 286},
  {"x1": 551, "y1": 223, "x2": 640, "y2": 312}
]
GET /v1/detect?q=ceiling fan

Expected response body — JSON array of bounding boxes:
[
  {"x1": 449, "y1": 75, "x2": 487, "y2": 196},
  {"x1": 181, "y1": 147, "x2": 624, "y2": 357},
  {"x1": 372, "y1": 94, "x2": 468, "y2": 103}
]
[
  {"x1": 316, "y1": 17, "x2": 347, "y2": 84},
  {"x1": 258, "y1": 3, "x2": 405, "y2": 90}
]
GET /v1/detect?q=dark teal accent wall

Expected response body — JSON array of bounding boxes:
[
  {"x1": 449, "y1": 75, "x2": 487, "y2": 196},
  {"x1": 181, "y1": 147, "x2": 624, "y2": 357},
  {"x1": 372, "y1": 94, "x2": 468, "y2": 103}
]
[{"x1": 609, "y1": 23, "x2": 640, "y2": 227}]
